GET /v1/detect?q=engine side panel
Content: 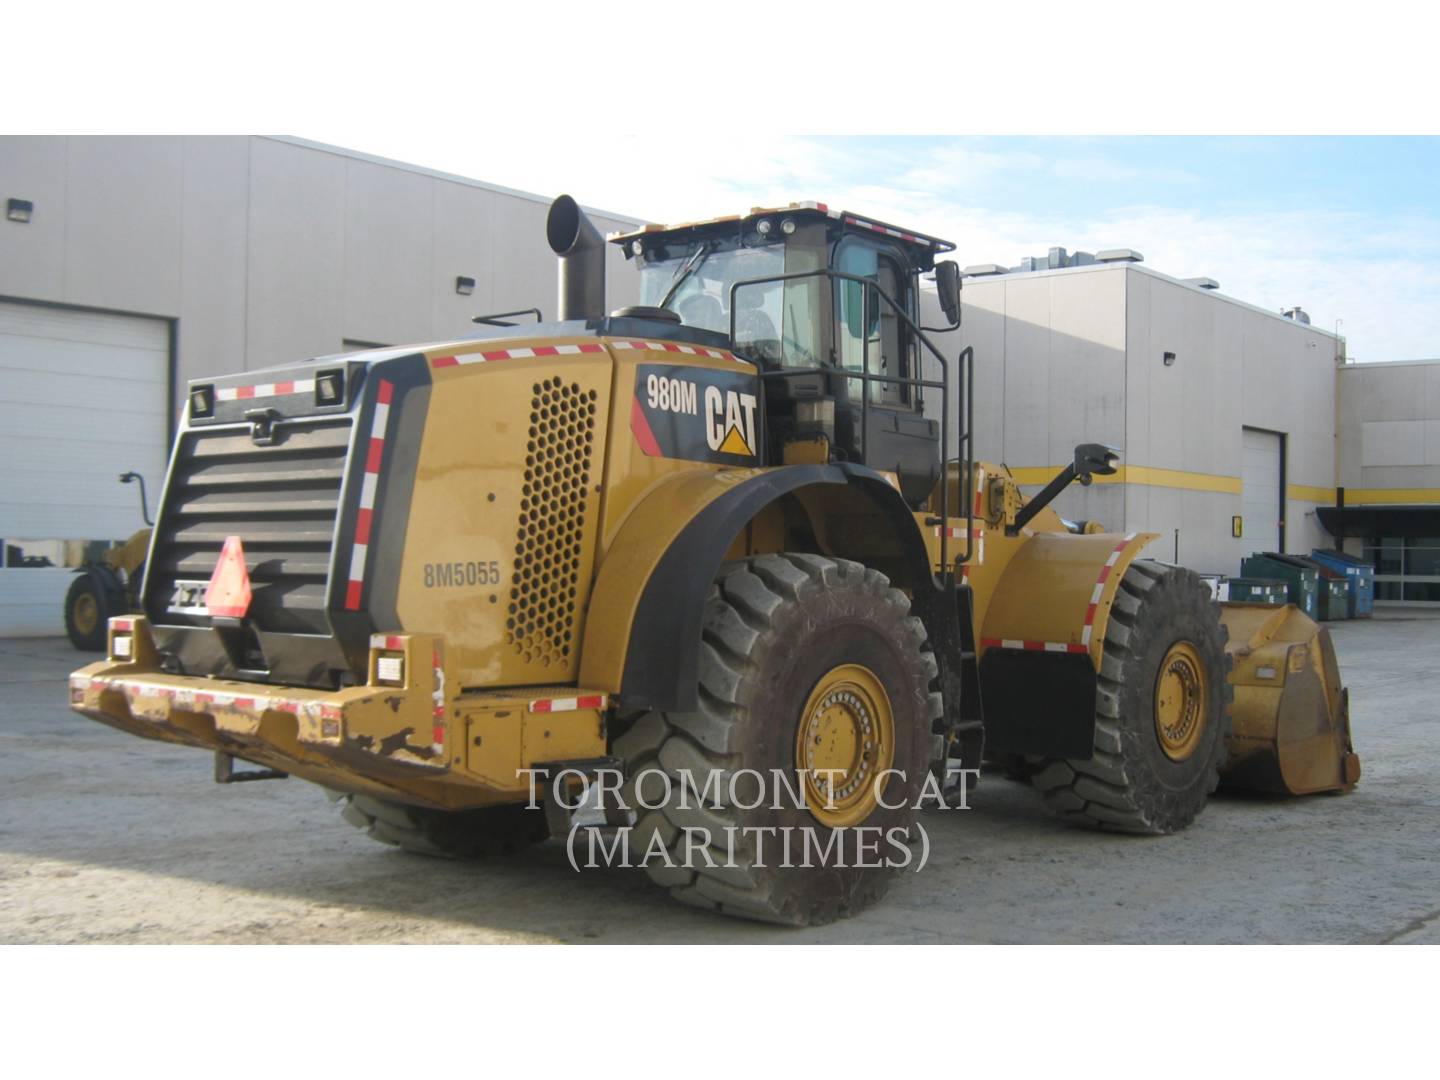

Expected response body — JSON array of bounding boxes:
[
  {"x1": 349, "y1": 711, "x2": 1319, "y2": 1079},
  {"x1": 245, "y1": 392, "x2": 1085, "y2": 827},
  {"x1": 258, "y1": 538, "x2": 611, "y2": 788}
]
[{"x1": 399, "y1": 342, "x2": 614, "y2": 689}]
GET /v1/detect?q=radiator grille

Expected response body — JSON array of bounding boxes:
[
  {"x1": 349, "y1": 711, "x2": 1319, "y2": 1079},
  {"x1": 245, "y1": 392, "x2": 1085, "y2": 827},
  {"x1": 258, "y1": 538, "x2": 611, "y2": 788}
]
[
  {"x1": 145, "y1": 418, "x2": 351, "y2": 634},
  {"x1": 506, "y1": 377, "x2": 598, "y2": 667}
]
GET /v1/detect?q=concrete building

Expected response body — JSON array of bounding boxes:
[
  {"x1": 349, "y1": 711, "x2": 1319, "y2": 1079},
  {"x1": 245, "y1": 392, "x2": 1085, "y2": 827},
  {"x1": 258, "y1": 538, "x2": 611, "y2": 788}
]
[
  {"x1": 0, "y1": 136, "x2": 640, "y2": 635},
  {"x1": 921, "y1": 251, "x2": 1344, "y2": 576},
  {"x1": 1332, "y1": 359, "x2": 1440, "y2": 605}
]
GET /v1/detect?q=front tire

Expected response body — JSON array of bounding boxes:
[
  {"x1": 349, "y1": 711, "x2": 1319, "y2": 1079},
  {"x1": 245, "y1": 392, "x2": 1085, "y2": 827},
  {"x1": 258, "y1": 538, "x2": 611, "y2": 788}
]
[
  {"x1": 64, "y1": 571, "x2": 113, "y2": 652},
  {"x1": 1030, "y1": 560, "x2": 1232, "y2": 834},
  {"x1": 614, "y1": 554, "x2": 943, "y2": 926}
]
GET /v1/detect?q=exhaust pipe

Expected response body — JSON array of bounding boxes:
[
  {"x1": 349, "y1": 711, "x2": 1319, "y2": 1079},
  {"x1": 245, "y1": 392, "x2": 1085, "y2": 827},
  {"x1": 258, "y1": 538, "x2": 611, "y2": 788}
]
[{"x1": 547, "y1": 194, "x2": 605, "y2": 322}]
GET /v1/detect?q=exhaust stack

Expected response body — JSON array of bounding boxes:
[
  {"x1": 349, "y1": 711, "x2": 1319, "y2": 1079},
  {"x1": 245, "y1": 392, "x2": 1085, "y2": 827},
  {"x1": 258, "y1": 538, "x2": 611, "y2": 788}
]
[{"x1": 547, "y1": 194, "x2": 605, "y2": 322}]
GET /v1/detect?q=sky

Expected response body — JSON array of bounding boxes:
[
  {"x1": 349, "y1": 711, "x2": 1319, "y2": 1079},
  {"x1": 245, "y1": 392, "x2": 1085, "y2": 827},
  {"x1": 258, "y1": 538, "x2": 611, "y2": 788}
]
[{"x1": 322, "y1": 134, "x2": 1440, "y2": 364}]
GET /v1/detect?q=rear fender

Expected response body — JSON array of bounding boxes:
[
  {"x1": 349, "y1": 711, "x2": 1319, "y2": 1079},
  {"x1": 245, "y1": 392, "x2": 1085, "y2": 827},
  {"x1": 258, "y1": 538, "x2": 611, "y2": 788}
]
[{"x1": 578, "y1": 464, "x2": 934, "y2": 712}]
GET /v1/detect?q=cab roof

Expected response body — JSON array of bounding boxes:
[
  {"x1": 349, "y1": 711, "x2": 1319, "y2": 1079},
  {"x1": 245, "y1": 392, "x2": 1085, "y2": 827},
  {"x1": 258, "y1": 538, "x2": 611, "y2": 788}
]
[{"x1": 608, "y1": 201, "x2": 956, "y2": 256}]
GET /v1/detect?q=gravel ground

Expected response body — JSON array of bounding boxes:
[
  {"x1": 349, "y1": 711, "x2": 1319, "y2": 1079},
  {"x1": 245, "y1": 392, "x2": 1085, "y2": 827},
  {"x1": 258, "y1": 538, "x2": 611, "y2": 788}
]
[{"x1": 2, "y1": 612, "x2": 1437, "y2": 944}]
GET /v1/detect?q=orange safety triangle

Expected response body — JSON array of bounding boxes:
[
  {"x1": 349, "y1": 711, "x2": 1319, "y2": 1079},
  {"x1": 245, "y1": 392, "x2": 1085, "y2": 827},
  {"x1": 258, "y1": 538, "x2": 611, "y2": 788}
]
[{"x1": 205, "y1": 535, "x2": 253, "y2": 618}]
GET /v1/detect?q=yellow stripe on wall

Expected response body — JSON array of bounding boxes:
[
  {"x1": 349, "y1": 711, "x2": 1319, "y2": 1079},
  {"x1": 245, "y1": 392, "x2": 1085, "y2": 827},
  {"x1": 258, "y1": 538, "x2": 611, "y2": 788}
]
[
  {"x1": 1288, "y1": 484, "x2": 1336, "y2": 503},
  {"x1": 1343, "y1": 487, "x2": 1440, "y2": 505},
  {"x1": 1008, "y1": 465, "x2": 1240, "y2": 494},
  {"x1": 1006, "y1": 466, "x2": 1440, "y2": 506}
]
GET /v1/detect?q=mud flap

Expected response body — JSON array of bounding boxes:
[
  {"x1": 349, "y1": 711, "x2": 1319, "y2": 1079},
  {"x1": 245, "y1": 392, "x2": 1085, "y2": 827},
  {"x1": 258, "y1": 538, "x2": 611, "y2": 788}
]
[{"x1": 979, "y1": 648, "x2": 1097, "y2": 760}]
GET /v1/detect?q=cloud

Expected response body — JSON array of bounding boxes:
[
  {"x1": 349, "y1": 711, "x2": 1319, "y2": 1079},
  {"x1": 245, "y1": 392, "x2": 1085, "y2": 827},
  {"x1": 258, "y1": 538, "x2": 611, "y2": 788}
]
[{"x1": 327, "y1": 133, "x2": 1440, "y2": 361}]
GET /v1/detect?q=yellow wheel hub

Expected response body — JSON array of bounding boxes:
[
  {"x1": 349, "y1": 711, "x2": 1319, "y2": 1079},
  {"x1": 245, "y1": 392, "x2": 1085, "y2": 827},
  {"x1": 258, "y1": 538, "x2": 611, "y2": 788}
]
[
  {"x1": 1154, "y1": 640, "x2": 1208, "y2": 761},
  {"x1": 795, "y1": 663, "x2": 895, "y2": 828},
  {"x1": 72, "y1": 592, "x2": 99, "y2": 637}
]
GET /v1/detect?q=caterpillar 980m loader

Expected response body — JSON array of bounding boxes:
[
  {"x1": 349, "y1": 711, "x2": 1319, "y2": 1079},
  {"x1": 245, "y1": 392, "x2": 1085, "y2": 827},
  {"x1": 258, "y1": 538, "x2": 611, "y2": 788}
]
[{"x1": 70, "y1": 195, "x2": 1360, "y2": 925}]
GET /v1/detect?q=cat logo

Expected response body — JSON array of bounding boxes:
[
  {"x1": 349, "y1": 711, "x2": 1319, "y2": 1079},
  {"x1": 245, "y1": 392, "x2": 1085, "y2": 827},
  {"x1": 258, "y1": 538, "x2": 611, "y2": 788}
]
[
  {"x1": 704, "y1": 385, "x2": 758, "y2": 457},
  {"x1": 631, "y1": 363, "x2": 761, "y2": 464}
]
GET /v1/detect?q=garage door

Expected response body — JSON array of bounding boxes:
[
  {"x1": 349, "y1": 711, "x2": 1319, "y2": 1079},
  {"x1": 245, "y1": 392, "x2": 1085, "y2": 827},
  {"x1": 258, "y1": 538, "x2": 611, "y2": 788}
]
[
  {"x1": 1240, "y1": 427, "x2": 1283, "y2": 557},
  {"x1": 0, "y1": 300, "x2": 169, "y2": 636}
]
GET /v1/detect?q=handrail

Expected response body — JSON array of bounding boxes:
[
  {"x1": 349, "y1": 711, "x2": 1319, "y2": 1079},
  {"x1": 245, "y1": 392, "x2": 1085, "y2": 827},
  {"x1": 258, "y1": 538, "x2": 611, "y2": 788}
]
[{"x1": 726, "y1": 267, "x2": 973, "y2": 579}]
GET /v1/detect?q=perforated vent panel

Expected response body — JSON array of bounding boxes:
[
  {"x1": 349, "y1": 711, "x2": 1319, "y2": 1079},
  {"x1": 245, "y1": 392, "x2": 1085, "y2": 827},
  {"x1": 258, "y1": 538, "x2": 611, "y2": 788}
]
[{"x1": 507, "y1": 376, "x2": 599, "y2": 667}]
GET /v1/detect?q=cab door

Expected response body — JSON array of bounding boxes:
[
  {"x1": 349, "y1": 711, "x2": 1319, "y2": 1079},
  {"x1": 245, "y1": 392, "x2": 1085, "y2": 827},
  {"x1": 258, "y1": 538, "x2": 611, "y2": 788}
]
[{"x1": 833, "y1": 239, "x2": 937, "y2": 503}]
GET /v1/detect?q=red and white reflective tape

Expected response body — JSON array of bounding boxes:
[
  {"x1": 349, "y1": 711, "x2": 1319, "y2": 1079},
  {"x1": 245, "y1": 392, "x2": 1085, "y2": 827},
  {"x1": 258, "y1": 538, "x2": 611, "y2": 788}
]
[
  {"x1": 1081, "y1": 534, "x2": 1137, "y2": 647},
  {"x1": 191, "y1": 691, "x2": 259, "y2": 710},
  {"x1": 215, "y1": 379, "x2": 316, "y2": 401},
  {"x1": 974, "y1": 466, "x2": 987, "y2": 517},
  {"x1": 609, "y1": 340, "x2": 739, "y2": 362},
  {"x1": 370, "y1": 634, "x2": 406, "y2": 651},
  {"x1": 431, "y1": 643, "x2": 446, "y2": 754},
  {"x1": 125, "y1": 684, "x2": 176, "y2": 701},
  {"x1": 344, "y1": 380, "x2": 394, "y2": 611},
  {"x1": 432, "y1": 343, "x2": 606, "y2": 368},
  {"x1": 431, "y1": 340, "x2": 740, "y2": 368},
  {"x1": 935, "y1": 525, "x2": 985, "y2": 578},
  {"x1": 981, "y1": 637, "x2": 1089, "y2": 655},
  {"x1": 842, "y1": 215, "x2": 933, "y2": 247},
  {"x1": 528, "y1": 694, "x2": 608, "y2": 714}
]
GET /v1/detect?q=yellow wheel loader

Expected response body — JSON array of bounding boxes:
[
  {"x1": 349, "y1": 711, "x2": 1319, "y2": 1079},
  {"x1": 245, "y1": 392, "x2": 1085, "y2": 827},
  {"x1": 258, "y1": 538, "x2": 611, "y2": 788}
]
[
  {"x1": 70, "y1": 195, "x2": 1360, "y2": 926},
  {"x1": 64, "y1": 472, "x2": 152, "y2": 651}
]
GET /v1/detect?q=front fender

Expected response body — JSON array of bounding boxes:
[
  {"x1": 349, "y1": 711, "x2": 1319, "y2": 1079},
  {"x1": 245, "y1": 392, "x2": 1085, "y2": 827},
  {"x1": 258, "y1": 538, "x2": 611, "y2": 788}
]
[{"x1": 978, "y1": 530, "x2": 1156, "y2": 758}]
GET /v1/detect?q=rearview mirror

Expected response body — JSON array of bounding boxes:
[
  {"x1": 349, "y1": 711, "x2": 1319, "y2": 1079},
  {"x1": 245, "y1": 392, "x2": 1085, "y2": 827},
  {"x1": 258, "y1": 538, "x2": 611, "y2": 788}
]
[{"x1": 935, "y1": 260, "x2": 962, "y2": 328}]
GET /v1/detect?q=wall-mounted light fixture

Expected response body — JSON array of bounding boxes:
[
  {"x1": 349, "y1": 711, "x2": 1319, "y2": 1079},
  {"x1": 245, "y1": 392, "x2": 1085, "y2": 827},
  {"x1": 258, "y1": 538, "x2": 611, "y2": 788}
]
[
  {"x1": 455, "y1": 275, "x2": 475, "y2": 296},
  {"x1": 6, "y1": 198, "x2": 33, "y2": 223},
  {"x1": 1163, "y1": 351, "x2": 1177, "y2": 367}
]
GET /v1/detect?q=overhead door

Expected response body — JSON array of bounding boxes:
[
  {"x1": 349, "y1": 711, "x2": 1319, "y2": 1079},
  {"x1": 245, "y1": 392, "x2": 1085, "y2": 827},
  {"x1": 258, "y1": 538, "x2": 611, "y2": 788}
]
[
  {"x1": 1240, "y1": 426, "x2": 1283, "y2": 557},
  {"x1": 0, "y1": 300, "x2": 169, "y2": 636}
]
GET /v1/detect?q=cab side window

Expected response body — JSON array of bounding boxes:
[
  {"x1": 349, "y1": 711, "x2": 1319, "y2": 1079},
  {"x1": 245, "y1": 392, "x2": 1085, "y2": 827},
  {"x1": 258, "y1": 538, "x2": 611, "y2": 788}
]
[{"x1": 834, "y1": 240, "x2": 915, "y2": 408}]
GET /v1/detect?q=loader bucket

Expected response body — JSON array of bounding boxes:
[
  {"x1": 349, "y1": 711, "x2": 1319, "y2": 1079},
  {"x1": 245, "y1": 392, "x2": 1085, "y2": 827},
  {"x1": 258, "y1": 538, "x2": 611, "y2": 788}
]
[{"x1": 1217, "y1": 603, "x2": 1361, "y2": 795}]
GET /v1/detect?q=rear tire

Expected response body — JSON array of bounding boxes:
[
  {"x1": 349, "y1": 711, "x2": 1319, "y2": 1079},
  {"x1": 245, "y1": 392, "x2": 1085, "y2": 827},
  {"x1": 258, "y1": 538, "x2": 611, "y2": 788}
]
[
  {"x1": 1029, "y1": 560, "x2": 1232, "y2": 834},
  {"x1": 64, "y1": 571, "x2": 113, "y2": 652},
  {"x1": 613, "y1": 553, "x2": 943, "y2": 926},
  {"x1": 330, "y1": 791, "x2": 549, "y2": 858}
]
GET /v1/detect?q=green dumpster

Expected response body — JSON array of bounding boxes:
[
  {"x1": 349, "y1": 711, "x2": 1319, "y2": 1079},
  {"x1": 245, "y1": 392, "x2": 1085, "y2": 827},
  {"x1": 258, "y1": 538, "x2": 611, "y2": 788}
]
[
  {"x1": 1289, "y1": 555, "x2": 1351, "y2": 621},
  {"x1": 1240, "y1": 554, "x2": 1319, "y2": 619},
  {"x1": 1225, "y1": 578, "x2": 1288, "y2": 605}
]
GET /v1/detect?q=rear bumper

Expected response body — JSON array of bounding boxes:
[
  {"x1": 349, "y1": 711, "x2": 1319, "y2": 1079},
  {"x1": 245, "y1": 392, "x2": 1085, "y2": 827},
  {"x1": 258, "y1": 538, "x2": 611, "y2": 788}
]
[
  {"x1": 72, "y1": 616, "x2": 455, "y2": 804},
  {"x1": 70, "y1": 615, "x2": 610, "y2": 810}
]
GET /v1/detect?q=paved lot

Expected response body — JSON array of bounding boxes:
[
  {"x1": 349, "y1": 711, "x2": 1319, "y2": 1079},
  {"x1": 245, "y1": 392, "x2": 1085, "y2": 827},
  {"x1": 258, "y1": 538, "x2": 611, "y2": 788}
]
[{"x1": 2, "y1": 613, "x2": 1437, "y2": 944}]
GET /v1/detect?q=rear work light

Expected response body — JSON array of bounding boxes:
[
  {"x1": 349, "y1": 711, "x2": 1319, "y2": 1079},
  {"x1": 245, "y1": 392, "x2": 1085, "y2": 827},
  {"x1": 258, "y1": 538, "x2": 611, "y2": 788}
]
[
  {"x1": 370, "y1": 634, "x2": 408, "y2": 686},
  {"x1": 376, "y1": 655, "x2": 405, "y2": 685},
  {"x1": 112, "y1": 634, "x2": 132, "y2": 659},
  {"x1": 190, "y1": 384, "x2": 215, "y2": 419},
  {"x1": 315, "y1": 368, "x2": 345, "y2": 407}
]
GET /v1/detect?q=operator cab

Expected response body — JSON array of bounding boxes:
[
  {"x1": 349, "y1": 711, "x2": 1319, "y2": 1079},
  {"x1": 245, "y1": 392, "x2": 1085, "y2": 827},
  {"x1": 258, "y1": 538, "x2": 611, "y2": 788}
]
[{"x1": 611, "y1": 203, "x2": 963, "y2": 504}]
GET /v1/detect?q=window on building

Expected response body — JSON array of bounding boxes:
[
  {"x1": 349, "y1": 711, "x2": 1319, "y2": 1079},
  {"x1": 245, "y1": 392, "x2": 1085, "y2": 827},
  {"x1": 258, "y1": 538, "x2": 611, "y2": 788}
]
[{"x1": 1364, "y1": 537, "x2": 1440, "y2": 606}]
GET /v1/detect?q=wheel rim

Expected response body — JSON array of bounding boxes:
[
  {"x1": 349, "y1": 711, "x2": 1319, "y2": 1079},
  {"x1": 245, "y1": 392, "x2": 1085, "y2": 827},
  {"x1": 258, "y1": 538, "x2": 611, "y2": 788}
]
[
  {"x1": 72, "y1": 593, "x2": 99, "y2": 637},
  {"x1": 795, "y1": 663, "x2": 895, "y2": 828},
  {"x1": 1154, "y1": 640, "x2": 1208, "y2": 761}
]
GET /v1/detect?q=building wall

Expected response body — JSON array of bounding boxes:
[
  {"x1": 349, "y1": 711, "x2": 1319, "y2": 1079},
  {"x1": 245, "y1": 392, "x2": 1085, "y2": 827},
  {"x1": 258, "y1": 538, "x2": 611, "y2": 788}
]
[
  {"x1": 0, "y1": 135, "x2": 642, "y2": 635},
  {"x1": 1337, "y1": 360, "x2": 1440, "y2": 492},
  {"x1": 923, "y1": 266, "x2": 1128, "y2": 536},
  {"x1": 923, "y1": 262, "x2": 1341, "y2": 574},
  {"x1": 1125, "y1": 267, "x2": 1338, "y2": 572},
  {"x1": 0, "y1": 135, "x2": 642, "y2": 391},
  {"x1": 1336, "y1": 360, "x2": 1440, "y2": 602}
]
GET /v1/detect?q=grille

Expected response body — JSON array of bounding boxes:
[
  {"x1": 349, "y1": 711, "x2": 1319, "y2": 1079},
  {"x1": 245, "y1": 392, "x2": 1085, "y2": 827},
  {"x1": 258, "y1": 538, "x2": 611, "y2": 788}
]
[
  {"x1": 146, "y1": 418, "x2": 352, "y2": 635},
  {"x1": 506, "y1": 376, "x2": 598, "y2": 667}
]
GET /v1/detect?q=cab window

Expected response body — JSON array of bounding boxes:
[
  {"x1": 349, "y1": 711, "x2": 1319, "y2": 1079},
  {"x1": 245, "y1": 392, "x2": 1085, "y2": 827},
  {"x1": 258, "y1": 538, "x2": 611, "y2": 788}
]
[{"x1": 835, "y1": 239, "x2": 915, "y2": 407}]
